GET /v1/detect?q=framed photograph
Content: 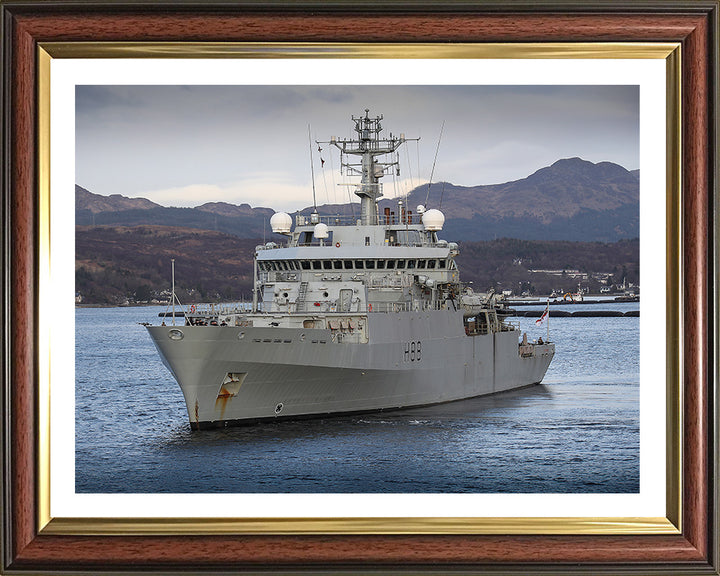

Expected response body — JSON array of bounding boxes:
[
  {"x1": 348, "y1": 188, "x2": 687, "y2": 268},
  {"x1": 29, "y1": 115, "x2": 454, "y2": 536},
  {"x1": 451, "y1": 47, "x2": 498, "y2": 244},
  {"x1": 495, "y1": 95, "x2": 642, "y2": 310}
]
[{"x1": 2, "y1": 1, "x2": 717, "y2": 574}]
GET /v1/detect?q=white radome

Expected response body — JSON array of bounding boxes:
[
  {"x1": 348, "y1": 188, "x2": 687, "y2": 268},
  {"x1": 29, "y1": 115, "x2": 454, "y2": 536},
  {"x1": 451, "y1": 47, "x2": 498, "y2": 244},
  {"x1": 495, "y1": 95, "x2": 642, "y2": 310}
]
[
  {"x1": 270, "y1": 212, "x2": 292, "y2": 234},
  {"x1": 416, "y1": 204, "x2": 426, "y2": 214},
  {"x1": 422, "y1": 208, "x2": 445, "y2": 231},
  {"x1": 313, "y1": 222, "x2": 329, "y2": 239}
]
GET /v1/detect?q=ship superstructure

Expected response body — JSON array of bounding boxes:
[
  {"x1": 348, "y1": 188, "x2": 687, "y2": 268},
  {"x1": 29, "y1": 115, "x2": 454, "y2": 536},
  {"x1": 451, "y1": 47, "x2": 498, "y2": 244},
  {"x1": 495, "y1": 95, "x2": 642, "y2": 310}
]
[{"x1": 146, "y1": 111, "x2": 554, "y2": 429}]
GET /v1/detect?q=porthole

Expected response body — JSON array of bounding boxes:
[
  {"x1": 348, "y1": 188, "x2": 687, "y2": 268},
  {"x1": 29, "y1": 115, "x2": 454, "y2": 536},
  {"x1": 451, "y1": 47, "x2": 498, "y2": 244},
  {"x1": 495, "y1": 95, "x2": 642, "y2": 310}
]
[
  {"x1": 168, "y1": 329, "x2": 184, "y2": 340},
  {"x1": 299, "y1": 333, "x2": 306, "y2": 341},
  {"x1": 238, "y1": 332, "x2": 245, "y2": 340}
]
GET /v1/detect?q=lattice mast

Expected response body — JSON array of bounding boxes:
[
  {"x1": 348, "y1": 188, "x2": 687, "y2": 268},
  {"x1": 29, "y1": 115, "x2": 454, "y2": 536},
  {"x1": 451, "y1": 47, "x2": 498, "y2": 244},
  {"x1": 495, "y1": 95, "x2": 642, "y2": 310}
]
[{"x1": 323, "y1": 109, "x2": 415, "y2": 225}]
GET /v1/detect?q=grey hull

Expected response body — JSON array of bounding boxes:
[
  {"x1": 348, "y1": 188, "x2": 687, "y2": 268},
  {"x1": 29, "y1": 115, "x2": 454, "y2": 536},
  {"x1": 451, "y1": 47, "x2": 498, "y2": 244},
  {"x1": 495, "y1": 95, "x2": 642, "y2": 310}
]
[{"x1": 146, "y1": 310, "x2": 554, "y2": 428}]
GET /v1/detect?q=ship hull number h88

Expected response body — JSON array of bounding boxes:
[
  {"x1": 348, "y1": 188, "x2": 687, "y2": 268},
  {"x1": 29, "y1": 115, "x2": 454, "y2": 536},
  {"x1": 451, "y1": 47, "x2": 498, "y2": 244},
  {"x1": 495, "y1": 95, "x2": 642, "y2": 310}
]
[{"x1": 403, "y1": 341, "x2": 422, "y2": 362}]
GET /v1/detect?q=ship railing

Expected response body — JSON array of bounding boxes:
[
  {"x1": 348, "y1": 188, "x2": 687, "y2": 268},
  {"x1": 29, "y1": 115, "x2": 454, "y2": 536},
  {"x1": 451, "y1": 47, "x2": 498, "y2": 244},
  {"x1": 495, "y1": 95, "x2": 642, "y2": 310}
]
[
  {"x1": 295, "y1": 215, "x2": 359, "y2": 227},
  {"x1": 294, "y1": 240, "x2": 428, "y2": 247},
  {"x1": 502, "y1": 319, "x2": 520, "y2": 332},
  {"x1": 368, "y1": 300, "x2": 454, "y2": 313},
  {"x1": 369, "y1": 276, "x2": 406, "y2": 288},
  {"x1": 274, "y1": 272, "x2": 299, "y2": 282},
  {"x1": 189, "y1": 302, "x2": 257, "y2": 317}
]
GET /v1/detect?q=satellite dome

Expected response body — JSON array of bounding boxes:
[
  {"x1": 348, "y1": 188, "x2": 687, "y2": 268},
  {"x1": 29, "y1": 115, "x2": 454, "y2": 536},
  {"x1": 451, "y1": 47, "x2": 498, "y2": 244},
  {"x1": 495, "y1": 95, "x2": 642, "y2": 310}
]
[
  {"x1": 422, "y1": 208, "x2": 445, "y2": 231},
  {"x1": 416, "y1": 204, "x2": 426, "y2": 214},
  {"x1": 313, "y1": 222, "x2": 329, "y2": 239},
  {"x1": 270, "y1": 212, "x2": 292, "y2": 234}
]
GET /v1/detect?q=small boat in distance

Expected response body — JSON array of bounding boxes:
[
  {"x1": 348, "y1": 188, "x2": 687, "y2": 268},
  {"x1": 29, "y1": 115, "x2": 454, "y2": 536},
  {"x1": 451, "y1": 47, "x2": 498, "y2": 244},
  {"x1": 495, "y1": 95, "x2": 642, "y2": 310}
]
[{"x1": 145, "y1": 110, "x2": 555, "y2": 429}]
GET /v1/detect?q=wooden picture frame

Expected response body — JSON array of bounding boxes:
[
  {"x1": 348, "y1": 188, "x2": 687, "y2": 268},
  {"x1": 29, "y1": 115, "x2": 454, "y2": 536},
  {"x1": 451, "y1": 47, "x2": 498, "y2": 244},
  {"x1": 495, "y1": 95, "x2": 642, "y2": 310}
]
[{"x1": 2, "y1": 1, "x2": 717, "y2": 573}]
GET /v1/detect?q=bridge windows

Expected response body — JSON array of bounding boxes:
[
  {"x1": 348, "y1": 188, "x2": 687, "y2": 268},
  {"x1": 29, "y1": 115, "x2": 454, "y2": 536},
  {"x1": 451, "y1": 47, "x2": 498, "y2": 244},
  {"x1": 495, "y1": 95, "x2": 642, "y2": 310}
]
[
  {"x1": 262, "y1": 257, "x2": 452, "y2": 273},
  {"x1": 396, "y1": 230, "x2": 421, "y2": 245}
]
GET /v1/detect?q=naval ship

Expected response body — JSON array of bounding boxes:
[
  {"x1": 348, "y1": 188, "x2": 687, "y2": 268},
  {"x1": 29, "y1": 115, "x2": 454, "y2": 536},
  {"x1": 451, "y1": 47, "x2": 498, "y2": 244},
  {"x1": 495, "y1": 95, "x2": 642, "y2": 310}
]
[{"x1": 146, "y1": 111, "x2": 555, "y2": 429}]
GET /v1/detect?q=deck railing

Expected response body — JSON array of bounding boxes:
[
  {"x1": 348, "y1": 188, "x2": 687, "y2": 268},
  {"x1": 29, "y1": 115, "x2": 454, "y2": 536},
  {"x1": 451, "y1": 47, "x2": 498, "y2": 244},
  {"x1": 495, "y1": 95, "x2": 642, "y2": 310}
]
[
  {"x1": 188, "y1": 302, "x2": 256, "y2": 316},
  {"x1": 186, "y1": 299, "x2": 512, "y2": 320},
  {"x1": 367, "y1": 300, "x2": 456, "y2": 313}
]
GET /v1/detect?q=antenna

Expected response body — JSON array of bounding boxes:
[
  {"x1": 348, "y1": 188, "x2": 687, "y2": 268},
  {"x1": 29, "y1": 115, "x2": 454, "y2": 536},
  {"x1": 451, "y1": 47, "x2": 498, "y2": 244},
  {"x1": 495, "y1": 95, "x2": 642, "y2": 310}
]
[
  {"x1": 308, "y1": 124, "x2": 318, "y2": 211},
  {"x1": 425, "y1": 120, "x2": 444, "y2": 207},
  {"x1": 319, "y1": 110, "x2": 416, "y2": 226},
  {"x1": 171, "y1": 258, "x2": 175, "y2": 326}
]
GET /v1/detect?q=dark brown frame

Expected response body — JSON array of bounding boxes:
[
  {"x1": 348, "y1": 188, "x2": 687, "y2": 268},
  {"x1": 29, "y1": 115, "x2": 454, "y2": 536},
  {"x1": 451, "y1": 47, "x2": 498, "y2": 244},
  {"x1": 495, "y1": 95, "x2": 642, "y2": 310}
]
[{"x1": 2, "y1": 1, "x2": 717, "y2": 573}]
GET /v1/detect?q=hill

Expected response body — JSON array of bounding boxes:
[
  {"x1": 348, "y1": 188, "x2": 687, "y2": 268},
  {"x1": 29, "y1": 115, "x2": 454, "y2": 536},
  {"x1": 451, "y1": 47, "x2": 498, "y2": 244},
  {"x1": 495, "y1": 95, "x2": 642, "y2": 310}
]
[
  {"x1": 75, "y1": 226, "x2": 259, "y2": 304},
  {"x1": 75, "y1": 185, "x2": 276, "y2": 238},
  {"x1": 75, "y1": 225, "x2": 638, "y2": 305},
  {"x1": 382, "y1": 157, "x2": 638, "y2": 221},
  {"x1": 76, "y1": 185, "x2": 161, "y2": 212},
  {"x1": 76, "y1": 157, "x2": 639, "y2": 243},
  {"x1": 457, "y1": 237, "x2": 639, "y2": 296},
  {"x1": 297, "y1": 158, "x2": 639, "y2": 242}
]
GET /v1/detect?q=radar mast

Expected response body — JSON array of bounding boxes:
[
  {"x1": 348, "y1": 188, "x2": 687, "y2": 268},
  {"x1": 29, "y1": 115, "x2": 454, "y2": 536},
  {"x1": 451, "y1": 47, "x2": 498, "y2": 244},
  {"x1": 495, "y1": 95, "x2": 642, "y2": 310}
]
[{"x1": 322, "y1": 110, "x2": 415, "y2": 225}]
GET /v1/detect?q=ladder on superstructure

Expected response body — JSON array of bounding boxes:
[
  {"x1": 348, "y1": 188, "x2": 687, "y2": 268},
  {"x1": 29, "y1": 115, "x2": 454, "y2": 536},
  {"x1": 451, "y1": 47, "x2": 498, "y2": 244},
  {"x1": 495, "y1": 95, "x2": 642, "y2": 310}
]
[{"x1": 296, "y1": 281, "x2": 309, "y2": 312}]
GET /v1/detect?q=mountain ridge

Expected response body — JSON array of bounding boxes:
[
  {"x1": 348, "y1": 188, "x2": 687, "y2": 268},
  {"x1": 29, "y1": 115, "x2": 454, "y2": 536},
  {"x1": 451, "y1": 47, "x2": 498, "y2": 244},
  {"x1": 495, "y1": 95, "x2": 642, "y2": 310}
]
[
  {"x1": 76, "y1": 185, "x2": 161, "y2": 213},
  {"x1": 374, "y1": 157, "x2": 638, "y2": 223},
  {"x1": 76, "y1": 157, "x2": 639, "y2": 242}
]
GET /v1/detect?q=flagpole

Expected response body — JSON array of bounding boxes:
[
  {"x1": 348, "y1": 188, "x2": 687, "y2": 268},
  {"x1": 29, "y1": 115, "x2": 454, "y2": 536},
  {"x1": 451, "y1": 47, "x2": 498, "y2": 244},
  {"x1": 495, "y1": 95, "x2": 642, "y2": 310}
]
[{"x1": 171, "y1": 258, "x2": 176, "y2": 327}]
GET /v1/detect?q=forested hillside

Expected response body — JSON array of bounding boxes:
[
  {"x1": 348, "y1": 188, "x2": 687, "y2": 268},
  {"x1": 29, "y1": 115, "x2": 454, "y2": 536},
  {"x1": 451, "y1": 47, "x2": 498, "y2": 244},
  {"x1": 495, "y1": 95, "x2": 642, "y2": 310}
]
[{"x1": 75, "y1": 225, "x2": 638, "y2": 305}]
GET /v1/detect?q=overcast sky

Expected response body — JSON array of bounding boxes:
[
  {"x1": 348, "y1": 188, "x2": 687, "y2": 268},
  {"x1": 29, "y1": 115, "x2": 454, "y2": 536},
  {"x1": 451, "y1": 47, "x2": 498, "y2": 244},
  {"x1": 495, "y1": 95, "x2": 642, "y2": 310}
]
[{"x1": 76, "y1": 85, "x2": 639, "y2": 212}]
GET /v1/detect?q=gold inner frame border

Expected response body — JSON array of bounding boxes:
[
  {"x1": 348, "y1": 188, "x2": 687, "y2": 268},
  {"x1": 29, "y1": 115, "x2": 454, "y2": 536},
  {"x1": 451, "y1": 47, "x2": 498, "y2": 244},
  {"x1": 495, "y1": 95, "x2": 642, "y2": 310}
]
[{"x1": 36, "y1": 41, "x2": 682, "y2": 537}]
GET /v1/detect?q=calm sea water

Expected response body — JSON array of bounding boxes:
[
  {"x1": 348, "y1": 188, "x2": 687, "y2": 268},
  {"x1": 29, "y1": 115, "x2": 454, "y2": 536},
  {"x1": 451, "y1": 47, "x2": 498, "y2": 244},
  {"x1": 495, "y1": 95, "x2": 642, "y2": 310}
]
[{"x1": 75, "y1": 302, "x2": 639, "y2": 493}]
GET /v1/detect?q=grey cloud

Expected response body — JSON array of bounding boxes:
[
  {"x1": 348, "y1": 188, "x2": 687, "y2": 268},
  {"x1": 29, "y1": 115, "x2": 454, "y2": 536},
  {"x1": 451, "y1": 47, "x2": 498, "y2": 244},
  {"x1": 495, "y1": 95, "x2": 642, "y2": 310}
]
[{"x1": 76, "y1": 84, "x2": 639, "y2": 203}]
